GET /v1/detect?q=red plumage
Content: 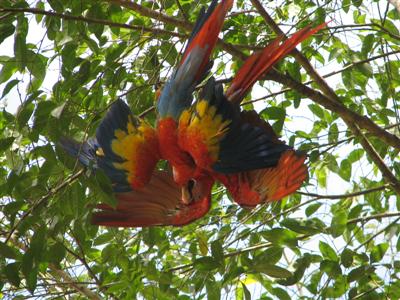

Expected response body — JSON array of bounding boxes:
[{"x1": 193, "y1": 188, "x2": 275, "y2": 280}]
[
  {"x1": 176, "y1": 23, "x2": 326, "y2": 207},
  {"x1": 61, "y1": 0, "x2": 327, "y2": 227}
]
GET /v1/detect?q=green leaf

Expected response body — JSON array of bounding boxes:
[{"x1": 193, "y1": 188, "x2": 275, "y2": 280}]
[
  {"x1": 262, "y1": 106, "x2": 286, "y2": 121},
  {"x1": 320, "y1": 260, "x2": 342, "y2": 278},
  {"x1": 30, "y1": 226, "x2": 46, "y2": 260},
  {"x1": 339, "y1": 159, "x2": 351, "y2": 181},
  {"x1": 206, "y1": 278, "x2": 221, "y2": 300},
  {"x1": 305, "y1": 203, "x2": 322, "y2": 217},
  {"x1": 0, "y1": 242, "x2": 19, "y2": 259},
  {"x1": 1, "y1": 79, "x2": 19, "y2": 99},
  {"x1": 4, "y1": 263, "x2": 20, "y2": 287},
  {"x1": 271, "y1": 287, "x2": 291, "y2": 300},
  {"x1": 361, "y1": 34, "x2": 374, "y2": 57},
  {"x1": 252, "y1": 263, "x2": 292, "y2": 278},
  {"x1": 261, "y1": 228, "x2": 298, "y2": 247},
  {"x1": 0, "y1": 23, "x2": 15, "y2": 44},
  {"x1": 281, "y1": 218, "x2": 322, "y2": 235},
  {"x1": 94, "y1": 169, "x2": 115, "y2": 198},
  {"x1": 50, "y1": 102, "x2": 66, "y2": 119},
  {"x1": 308, "y1": 104, "x2": 325, "y2": 120},
  {"x1": 48, "y1": 242, "x2": 66, "y2": 265},
  {"x1": 254, "y1": 247, "x2": 283, "y2": 266},
  {"x1": 328, "y1": 123, "x2": 339, "y2": 144},
  {"x1": 25, "y1": 266, "x2": 38, "y2": 294},
  {"x1": 348, "y1": 265, "x2": 374, "y2": 282},
  {"x1": 340, "y1": 248, "x2": 354, "y2": 268},
  {"x1": 340, "y1": 0, "x2": 350, "y2": 12},
  {"x1": 195, "y1": 257, "x2": 217, "y2": 271},
  {"x1": 347, "y1": 149, "x2": 364, "y2": 163},
  {"x1": 211, "y1": 240, "x2": 224, "y2": 264},
  {"x1": 16, "y1": 101, "x2": 35, "y2": 129},
  {"x1": 26, "y1": 51, "x2": 47, "y2": 86},
  {"x1": 319, "y1": 241, "x2": 338, "y2": 261},
  {"x1": 241, "y1": 282, "x2": 251, "y2": 300},
  {"x1": 0, "y1": 137, "x2": 15, "y2": 152},
  {"x1": 48, "y1": 0, "x2": 64, "y2": 12},
  {"x1": 330, "y1": 210, "x2": 348, "y2": 237},
  {"x1": 14, "y1": 16, "x2": 28, "y2": 71},
  {"x1": 0, "y1": 57, "x2": 17, "y2": 84},
  {"x1": 197, "y1": 231, "x2": 209, "y2": 256},
  {"x1": 370, "y1": 243, "x2": 388, "y2": 263},
  {"x1": 77, "y1": 60, "x2": 91, "y2": 83}
]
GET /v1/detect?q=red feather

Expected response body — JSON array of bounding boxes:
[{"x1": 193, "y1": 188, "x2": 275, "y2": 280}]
[
  {"x1": 92, "y1": 171, "x2": 214, "y2": 227},
  {"x1": 216, "y1": 151, "x2": 307, "y2": 207},
  {"x1": 226, "y1": 23, "x2": 327, "y2": 104},
  {"x1": 181, "y1": 0, "x2": 233, "y2": 81}
]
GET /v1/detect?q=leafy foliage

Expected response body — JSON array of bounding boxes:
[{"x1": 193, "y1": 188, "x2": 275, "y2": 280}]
[{"x1": 1, "y1": 0, "x2": 400, "y2": 299}]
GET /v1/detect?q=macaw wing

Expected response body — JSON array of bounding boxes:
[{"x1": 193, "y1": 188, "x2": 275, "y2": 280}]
[
  {"x1": 157, "y1": 0, "x2": 233, "y2": 119},
  {"x1": 178, "y1": 78, "x2": 291, "y2": 173},
  {"x1": 95, "y1": 99, "x2": 159, "y2": 191},
  {"x1": 60, "y1": 99, "x2": 159, "y2": 192},
  {"x1": 216, "y1": 150, "x2": 307, "y2": 207},
  {"x1": 92, "y1": 170, "x2": 214, "y2": 227},
  {"x1": 226, "y1": 23, "x2": 327, "y2": 104},
  {"x1": 212, "y1": 111, "x2": 307, "y2": 206}
]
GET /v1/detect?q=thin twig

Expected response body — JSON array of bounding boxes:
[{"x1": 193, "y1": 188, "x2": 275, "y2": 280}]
[
  {"x1": 298, "y1": 185, "x2": 389, "y2": 199},
  {"x1": 5, "y1": 169, "x2": 84, "y2": 244}
]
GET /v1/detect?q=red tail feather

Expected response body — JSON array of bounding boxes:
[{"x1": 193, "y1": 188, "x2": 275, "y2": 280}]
[
  {"x1": 226, "y1": 23, "x2": 326, "y2": 104},
  {"x1": 181, "y1": 0, "x2": 233, "y2": 81}
]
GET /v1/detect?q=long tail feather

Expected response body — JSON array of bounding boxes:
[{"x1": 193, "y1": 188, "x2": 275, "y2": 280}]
[
  {"x1": 157, "y1": 0, "x2": 233, "y2": 119},
  {"x1": 181, "y1": 0, "x2": 233, "y2": 81},
  {"x1": 226, "y1": 23, "x2": 327, "y2": 104}
]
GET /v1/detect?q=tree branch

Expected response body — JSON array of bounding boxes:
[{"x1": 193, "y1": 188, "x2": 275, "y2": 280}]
[
  {"x1": 265, "y1": 70, "x2": 400, "y2": 149},
  {"x1": 48, "y1": 265, "x2": 102, "y2": 300},
  {"x1": 168, "y1": 206, "x2": 400, "y2": 274},
  {"x1": 298, "y1": 185, "x2": 389, "y2": 199},
  {"x1": 108, "y1": 0, "x2": 191, "y2": 30},
  {"x1": 348, "y1": 212, "x2": 400, "y2": 225},
  {"x1": 0, "y1": 7, "x2": 185, "y2": 38},
  {"x1": 246, "y1": 50, "x2": 400, "y2": 105},
  {"x1": 9, "y1": 237, "x2": 102, "y2": 300},
  {"x1": 250, "y1": 0, "x2": 400, "y2": 147},
  {"x1": 248, "y1": 0, "x2": 400, "y2": 195},
  {"x1": 107, "y1": 0, "x2": 248, "y2": 60},
  {"x1": 5, "y1": 169, "x2": 84, "y2": 244}
]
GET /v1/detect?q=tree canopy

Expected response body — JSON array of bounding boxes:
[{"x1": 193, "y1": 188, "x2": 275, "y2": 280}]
[{"x1": 1, "y1": 0, "x2": 400, "y2": 299}]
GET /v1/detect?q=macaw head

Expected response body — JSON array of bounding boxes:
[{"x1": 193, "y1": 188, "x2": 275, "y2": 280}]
[{"x1": 171, "y1": 174, "x2": 215, "y2": 226}]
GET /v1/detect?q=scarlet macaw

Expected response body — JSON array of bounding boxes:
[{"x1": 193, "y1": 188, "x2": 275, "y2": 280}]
[
  {"x1": 60, "y1": 0, "x2": 232, "y2": 226},
  {"x1": 157, "y1": 0, "x2": 233, "y2": 186},
  {"x1": 61, "y1": 100, "x2": 213, "y2": 226},
  {"x1": 177, "y1": 23, "x2": 326, "y2": 207}
]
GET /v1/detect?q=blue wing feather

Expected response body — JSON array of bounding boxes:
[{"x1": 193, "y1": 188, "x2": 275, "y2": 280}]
[{"x1": 60, "y1": 99, "x2": 144, "y2": 193}]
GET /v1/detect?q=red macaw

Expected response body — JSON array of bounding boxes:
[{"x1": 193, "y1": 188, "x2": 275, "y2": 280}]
[
  {"x1": 60, "y1": 0, "x2": 232, "y2": 227},
  {"x1": 157, "y1": 0, "x2": 233, "y2": 187},
  {"x1": 176, "y1": 23, "x2": 326, "y2": 207},
  {"x1": 60, "y1": 100, "x2": 213, "y2": 226}
]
